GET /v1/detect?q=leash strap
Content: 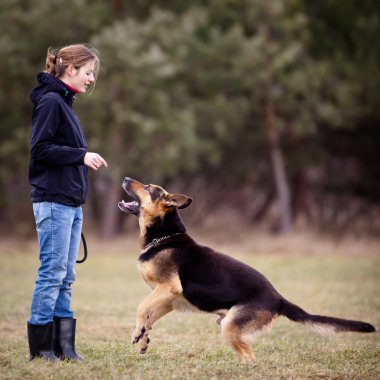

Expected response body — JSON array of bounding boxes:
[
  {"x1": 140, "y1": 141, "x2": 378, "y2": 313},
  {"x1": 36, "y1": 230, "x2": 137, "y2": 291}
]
[{"x1": 76, "y1": 232, "x2": 88, "y2": 263}]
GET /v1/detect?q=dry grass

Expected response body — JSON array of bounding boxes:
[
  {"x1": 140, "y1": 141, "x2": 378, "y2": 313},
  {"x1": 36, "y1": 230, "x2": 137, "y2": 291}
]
[{"x1": 0, "y1": 233, "x2": 379, "y2": 379}]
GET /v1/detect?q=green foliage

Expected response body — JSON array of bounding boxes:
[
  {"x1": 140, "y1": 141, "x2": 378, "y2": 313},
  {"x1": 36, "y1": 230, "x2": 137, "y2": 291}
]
[
  {"x1": 80, "y1": 10, "x2": 206, "y2": 182},
  {"x1": 0, "y1": 0, "x2": 379, "y2": 234}
]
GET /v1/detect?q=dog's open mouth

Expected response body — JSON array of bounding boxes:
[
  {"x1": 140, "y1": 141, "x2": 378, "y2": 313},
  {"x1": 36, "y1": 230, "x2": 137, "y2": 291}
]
[
  {"x1": 118, "y1": 199, "x2": 140, "y2": 214},
  {"x1": 118, "y1": 178, "x2": 142, "y2": 214}
]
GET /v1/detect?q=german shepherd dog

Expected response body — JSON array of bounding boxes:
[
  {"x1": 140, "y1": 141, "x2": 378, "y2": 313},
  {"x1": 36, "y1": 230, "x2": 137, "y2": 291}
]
[{"x1": 118, "y1": 177, "x2": 375, "y2": 361}]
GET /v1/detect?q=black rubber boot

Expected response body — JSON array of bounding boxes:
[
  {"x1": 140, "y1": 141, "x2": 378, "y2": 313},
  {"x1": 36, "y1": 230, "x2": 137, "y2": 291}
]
[
  {"x1": 53, "y1": 318, "x2": 84, "y2": 361},
  {"x1": 27, "y1": 322, "x2": 59, "y2": 361}
]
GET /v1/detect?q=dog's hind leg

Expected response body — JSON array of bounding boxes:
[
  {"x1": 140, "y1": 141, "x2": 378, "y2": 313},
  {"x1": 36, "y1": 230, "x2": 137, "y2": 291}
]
[
  {"x1": 220, "y1": 304, "x2": 276, "y2": 362},
  {"x1": 221, "y1": 319, "x2": 255, "y2": 361}
]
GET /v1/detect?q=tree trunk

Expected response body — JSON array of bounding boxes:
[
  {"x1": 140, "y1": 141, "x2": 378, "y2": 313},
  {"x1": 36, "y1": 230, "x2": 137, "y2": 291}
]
[
  {"x1": 98, "y1": 176, "x2": 122, "y2": 239},
  {"x1": 265, "y1": 104, "x2": 292, "y2": 233},
  {"x1": 250, "y1": 190, "x2": 275, "y2": 223},
  {"x1": 96, "y1": 133, "x2": 123, "y2": 239},
  {"x1": 291, "y1": 168, "x2": 309, "y2": 223},
  {"x1": 111, "y1": 0, "x2": 124, "y2": 19}
]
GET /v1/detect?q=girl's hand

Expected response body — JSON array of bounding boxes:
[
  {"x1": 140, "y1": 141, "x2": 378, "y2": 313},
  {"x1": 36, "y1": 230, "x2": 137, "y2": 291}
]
[{"x1": 84, "y1": 152, "x2": 108, "y2": 170}]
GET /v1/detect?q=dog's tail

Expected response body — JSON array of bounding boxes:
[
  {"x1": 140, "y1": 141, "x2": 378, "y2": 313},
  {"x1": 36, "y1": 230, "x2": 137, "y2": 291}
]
[{"x1": 279, "y1": 298, "x2": 375, "y2": 334}]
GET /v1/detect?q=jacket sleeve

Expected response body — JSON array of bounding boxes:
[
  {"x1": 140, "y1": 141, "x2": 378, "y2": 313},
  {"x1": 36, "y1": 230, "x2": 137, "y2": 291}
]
[{"x1": 30, "y1": 96, "x2": 87, "y2": 166}]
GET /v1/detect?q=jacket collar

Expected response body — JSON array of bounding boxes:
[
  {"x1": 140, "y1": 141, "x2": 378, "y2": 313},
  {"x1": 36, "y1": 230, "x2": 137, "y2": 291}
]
[{"x1": 30, "y1": 72, "x2": 77, "y2": 106}]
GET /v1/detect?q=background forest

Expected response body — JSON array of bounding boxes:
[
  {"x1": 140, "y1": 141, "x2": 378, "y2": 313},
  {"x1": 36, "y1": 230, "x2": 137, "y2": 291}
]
[{"x1": 1, "y1": 0, "x2": 379, "y2": 239}]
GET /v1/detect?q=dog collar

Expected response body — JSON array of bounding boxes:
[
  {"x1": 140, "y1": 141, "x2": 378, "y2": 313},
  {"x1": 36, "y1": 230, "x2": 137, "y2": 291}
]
[{"x1": 143, "y1": 232, "x2": 183, "y2": 252}]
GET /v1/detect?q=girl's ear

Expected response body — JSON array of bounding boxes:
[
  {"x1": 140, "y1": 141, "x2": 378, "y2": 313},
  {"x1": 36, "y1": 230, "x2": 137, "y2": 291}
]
[
  {"x1": 66, "y1": 65, "x2": 76, "y2": 77},
  {"x1": 164, "y1": 194, "x2": 193, "y2": 209}
]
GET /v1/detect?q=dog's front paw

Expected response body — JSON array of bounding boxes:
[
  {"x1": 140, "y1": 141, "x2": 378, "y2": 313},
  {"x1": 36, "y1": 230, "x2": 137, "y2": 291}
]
[
  {"x1": 139, "y1": 335, "x2": 150, "y2": 354},
  {"x1": 132, "y1": 326, "x2": 146, "y2": 344}
]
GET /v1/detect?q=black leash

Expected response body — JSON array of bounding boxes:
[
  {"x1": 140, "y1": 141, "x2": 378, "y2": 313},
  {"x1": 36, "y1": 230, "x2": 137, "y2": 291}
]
[{"x1": 76, "y1": 232, "x2": 88, "y2": 263}]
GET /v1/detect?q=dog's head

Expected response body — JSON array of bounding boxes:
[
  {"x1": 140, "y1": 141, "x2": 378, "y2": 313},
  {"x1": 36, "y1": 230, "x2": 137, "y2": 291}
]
[{"x1": 118, "y1": 177, "x2": 192, "y2": 222}]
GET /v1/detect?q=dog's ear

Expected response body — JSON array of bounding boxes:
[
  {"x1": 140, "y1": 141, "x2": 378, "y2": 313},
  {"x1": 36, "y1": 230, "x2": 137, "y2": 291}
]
[{"x1": 165, "y1": 194, "x2": 193, "y2": 209}]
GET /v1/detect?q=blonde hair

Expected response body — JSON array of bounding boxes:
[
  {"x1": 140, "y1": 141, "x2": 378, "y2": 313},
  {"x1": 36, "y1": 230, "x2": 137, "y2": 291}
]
[{"x1": 45, "y1": 44, "x2": 100, "y2": 92}]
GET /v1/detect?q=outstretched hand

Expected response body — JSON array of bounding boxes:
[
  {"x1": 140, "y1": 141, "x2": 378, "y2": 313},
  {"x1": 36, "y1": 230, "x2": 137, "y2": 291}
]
[{"x1": 84, "y1": 152, "x2": 108, "y2": 171}]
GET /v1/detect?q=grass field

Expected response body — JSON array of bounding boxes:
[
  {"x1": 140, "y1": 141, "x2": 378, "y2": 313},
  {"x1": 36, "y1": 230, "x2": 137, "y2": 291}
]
[{"x1": 0, "y1": 235, "x2": 379, "y2": 379}]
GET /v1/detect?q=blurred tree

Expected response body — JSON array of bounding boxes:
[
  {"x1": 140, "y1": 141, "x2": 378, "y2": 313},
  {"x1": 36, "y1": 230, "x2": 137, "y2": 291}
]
[
  {"x1": 304, "y1": 0, "x2": 380, "y2": 206},
  {"x1": 81, "y1": 2, "x2": 360, "y2": 235},
  {"x1": 79, "y1": 10, "x2": 207, "y2": 237},
  {"x1": 172, "y1": 1, "x2": 359, "y2": 233},
  {"x1": 0, "y1": 0, "x2": 379, "y2": 237}
]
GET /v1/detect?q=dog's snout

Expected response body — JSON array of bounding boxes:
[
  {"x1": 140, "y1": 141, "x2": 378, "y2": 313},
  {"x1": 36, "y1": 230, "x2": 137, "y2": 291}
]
[
  {"x1": 122, "y1": 177, "x2": 131, "y2": 192},
  {"x1": 122, "y1": 177, "x2": 145, "y2": 193}
]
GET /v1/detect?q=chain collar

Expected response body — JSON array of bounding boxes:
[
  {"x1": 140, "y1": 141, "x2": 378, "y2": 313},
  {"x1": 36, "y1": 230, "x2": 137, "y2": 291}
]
[{"x1": 142, "y1": 232, "x2": 183, "y2": 252}]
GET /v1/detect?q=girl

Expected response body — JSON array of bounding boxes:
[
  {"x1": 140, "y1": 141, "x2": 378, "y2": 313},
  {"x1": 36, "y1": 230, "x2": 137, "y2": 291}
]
[{"x1": 28, "y1": 44, "x2": 108, "y2": 361}]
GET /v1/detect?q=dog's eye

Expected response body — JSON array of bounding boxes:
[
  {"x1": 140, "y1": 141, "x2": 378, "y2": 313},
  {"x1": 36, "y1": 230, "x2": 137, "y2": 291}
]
[
  {"x1": 150, "y1": 187, "x2": 163, "y2": 201},
  {"x1": 144, "y1": 185, "x2": 150, "y2": 191}
]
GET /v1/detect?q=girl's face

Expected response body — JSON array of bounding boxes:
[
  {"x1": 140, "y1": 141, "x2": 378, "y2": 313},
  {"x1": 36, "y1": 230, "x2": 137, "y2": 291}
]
[{"x1": 65, "y1": 60, "x2": 96, "y2": 93}]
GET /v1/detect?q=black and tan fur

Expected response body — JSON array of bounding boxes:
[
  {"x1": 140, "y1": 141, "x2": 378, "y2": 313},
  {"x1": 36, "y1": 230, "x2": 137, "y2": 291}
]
[{"x1": 118, "y1": 177, "x2": 375, "y2": 361}]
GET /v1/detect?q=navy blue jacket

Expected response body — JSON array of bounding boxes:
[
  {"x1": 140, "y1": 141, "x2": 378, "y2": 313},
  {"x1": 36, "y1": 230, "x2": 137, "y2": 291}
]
[{"x1": 29, "y1": 73, "x2": 88, "y2": 206}]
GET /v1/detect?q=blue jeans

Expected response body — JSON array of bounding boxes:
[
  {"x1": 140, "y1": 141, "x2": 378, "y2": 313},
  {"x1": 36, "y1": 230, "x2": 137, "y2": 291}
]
[{"x1": 29, "y1": 202, "x2": 83, "y2": 325}]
